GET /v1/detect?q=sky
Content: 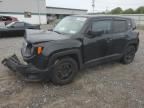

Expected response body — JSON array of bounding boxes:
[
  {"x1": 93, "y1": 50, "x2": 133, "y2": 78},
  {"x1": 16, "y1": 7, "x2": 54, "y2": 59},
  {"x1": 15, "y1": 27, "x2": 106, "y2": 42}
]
[{"x1": 46, "y1": 0, "x2": 144, "y2": 12}]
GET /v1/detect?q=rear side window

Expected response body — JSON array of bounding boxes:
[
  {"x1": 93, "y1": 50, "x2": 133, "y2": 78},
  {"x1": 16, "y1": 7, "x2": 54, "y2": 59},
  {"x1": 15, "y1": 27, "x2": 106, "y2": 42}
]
[
  {"x1": 92, "y1": 20, "x2": 112, "y2": 34},
  {"x1": 113, "y1": 20, "x2": 127, "y2": 33}
]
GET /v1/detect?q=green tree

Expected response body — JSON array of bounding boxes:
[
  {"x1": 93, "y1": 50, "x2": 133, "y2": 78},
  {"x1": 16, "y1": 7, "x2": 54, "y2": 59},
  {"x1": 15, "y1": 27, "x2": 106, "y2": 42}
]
[
  {"x1": 111, "y1": 7, "x2": 123, "y2": 14},
  {"x1": 135, "y1": 6, "x2": 144, "y2": 14},
  {"x1": 123, "y1": 8, "x2": 134, "y2": 14}
]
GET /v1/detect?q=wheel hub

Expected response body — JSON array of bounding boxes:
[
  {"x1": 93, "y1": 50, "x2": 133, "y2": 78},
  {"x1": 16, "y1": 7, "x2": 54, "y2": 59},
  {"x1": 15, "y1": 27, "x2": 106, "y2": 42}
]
[{"x1": 57, "y1": 63, "x2": 73, "y2": 80}]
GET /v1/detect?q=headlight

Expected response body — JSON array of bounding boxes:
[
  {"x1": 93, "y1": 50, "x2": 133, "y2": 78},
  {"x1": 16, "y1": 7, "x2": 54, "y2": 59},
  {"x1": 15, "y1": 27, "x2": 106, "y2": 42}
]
[
  {"x1": 23, "y1": 40, "x2": 28, "y2": 47},
  {"x1": 22, "y1": 40, "x2": 34, "y2": 57}
]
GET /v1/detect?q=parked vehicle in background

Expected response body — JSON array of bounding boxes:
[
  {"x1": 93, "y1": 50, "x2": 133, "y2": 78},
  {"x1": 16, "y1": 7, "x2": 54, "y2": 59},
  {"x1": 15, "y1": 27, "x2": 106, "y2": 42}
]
[
  {"x1": 2, "y1": 15, "x2": 139, "y2": 85},
  {"x1": 6, "y1": 22, "x2": 40, "y2": 29},
  {"x1": 0, "y1": 21, "x2": 40, "y2": 37},
  {"x1": 0, "y1": 16, "x2": 18, "y2": 25}
]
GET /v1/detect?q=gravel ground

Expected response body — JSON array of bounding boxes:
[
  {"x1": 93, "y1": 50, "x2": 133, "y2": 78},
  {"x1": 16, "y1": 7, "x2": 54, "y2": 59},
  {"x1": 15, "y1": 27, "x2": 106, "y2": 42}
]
[{"x1": 0, "y1": 30, "x2": 144, "y2": 108}]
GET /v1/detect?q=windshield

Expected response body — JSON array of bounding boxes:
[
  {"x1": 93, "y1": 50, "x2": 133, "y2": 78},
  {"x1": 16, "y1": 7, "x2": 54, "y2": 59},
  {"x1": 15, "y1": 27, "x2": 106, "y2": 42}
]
[
  {"x1": 53, "y1": 16, "x2": 87, "y2": 35},
  {"x1": 6, "y1": 22, "x2": 15, "y2": 27}
]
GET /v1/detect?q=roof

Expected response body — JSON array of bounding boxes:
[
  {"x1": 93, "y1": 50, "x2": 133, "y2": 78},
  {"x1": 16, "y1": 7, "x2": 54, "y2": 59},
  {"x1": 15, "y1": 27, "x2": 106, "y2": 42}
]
[
  {"x1": 46, "y1": 6, "x2": 88, "y2": 11},
  {"x1": 72, "y1": 15, "x2": 132, "y2": 19}
]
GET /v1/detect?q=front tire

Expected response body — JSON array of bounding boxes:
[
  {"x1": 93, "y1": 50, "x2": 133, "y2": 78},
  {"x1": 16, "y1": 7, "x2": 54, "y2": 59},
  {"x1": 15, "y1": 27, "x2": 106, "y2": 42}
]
[
  {"x1": 121, "y1": 45, "x2": 136, "y2": 64},
  {"x1": 51, "y1": 57, "x2": 78, "y2": 85}
]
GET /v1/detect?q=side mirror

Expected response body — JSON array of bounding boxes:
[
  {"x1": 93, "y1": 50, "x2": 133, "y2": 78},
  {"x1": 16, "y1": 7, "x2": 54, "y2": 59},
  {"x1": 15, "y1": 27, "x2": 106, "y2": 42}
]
[
  {"x1": 87, "y1": 30, "x2": 104, "y2": 38},
  {"x1": 87, "y1": 30, "x2": 91, "y2": 35},
  {"x1": 87, "y1": 31, "x2": 96, "y2": 38}
]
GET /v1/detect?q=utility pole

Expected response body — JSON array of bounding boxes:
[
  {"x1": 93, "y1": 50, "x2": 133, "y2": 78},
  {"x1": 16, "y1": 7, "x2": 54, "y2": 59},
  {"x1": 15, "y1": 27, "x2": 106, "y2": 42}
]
[
  {"x1": 37, "y1": 0, "x2": 41, "y2": 25},
  {"x1": 92, "y1": 0, "x2": 95, "y2": 13},
  {"x1": 105, "y1": 7, "x2": 109, "y2": 14},
  {"x1": 0, "y1": 1, "x2": 3, "y2": 13}
]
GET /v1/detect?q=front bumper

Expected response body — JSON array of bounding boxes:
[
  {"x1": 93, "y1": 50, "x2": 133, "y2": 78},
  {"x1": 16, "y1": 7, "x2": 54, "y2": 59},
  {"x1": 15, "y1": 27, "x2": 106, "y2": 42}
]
[{"x1": 1, "y1": 55, "x2": 52, "y2": 81}]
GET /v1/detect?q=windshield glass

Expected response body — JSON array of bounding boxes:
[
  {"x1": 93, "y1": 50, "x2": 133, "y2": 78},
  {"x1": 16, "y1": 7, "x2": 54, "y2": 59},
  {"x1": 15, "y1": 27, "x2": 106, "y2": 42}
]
[
  {"x1": 53, "y1": 16, "x2": 87, "y2": 35},
  {"x1": 6, "y1": 22, "x2": 15, "y2": 27}
]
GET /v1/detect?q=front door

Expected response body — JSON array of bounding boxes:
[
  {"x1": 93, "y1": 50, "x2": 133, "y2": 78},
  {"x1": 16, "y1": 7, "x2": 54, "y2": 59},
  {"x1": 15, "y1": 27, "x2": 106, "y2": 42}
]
[{"x1": 83, "y1": 19, "x2": 113, "y2": 63}]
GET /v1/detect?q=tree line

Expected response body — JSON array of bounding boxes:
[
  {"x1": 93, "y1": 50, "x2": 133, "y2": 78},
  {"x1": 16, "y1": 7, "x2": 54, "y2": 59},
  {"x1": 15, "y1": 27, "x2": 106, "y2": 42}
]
[{"x1": 110, "y1": 6, "x2": 144, "y2": 14}]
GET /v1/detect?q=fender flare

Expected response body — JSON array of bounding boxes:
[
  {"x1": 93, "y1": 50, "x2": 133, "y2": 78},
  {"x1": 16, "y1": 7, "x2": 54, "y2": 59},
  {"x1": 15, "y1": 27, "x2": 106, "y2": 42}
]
[
  {"x1": 48, "y1": 49, "x2": 83, "y2": 69},
  {"x1": 124, "y1": 40, "x2": 139, "y2": 53}
]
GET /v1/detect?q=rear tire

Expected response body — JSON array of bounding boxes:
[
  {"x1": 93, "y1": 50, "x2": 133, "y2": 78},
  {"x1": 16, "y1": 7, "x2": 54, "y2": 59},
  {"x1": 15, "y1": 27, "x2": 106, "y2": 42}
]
[
  {"x1": 51, "y1": 57, "x2": 78, "y2": 85},
  {"x1": 121, "y1": 45, "x2": 136, "y2": 64}
]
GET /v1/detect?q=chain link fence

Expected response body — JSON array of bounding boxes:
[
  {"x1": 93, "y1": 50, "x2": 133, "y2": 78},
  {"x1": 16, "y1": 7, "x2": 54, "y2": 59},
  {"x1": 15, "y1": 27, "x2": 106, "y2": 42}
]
[{"x1": 120, "y1": 14, "x2": 144, "y2": 27}]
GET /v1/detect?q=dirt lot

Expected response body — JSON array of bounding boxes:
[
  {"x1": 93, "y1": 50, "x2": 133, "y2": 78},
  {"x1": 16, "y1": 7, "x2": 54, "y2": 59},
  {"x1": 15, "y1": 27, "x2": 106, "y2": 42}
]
[{"x1": 0, "y1": 30, "x2": 144, "y2": 108}]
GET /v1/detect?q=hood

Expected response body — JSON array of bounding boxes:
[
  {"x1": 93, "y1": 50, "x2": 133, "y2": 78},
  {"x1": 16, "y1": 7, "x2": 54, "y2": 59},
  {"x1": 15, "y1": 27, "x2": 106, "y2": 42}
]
[{"x1": 25, "y1": 29, "x2": 70, "y2": 43}]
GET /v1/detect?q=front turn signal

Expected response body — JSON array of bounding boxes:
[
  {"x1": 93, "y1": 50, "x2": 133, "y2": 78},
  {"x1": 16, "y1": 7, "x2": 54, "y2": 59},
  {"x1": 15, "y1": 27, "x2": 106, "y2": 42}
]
[{"x1": 37, "y1": 47, "x2": 43, "y2": 55}]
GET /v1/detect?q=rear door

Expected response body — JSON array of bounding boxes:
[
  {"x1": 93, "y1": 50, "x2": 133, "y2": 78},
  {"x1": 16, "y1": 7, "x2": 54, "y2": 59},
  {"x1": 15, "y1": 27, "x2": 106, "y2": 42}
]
[{"x1": 107, "y1": 18, "x2": 129, "y2": 55}]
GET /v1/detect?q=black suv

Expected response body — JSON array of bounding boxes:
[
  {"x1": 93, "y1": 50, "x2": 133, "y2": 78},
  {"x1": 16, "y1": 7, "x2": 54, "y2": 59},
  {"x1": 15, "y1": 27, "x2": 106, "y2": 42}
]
[{"x1": 2, "y1": 15, "x2": 139, "y2": 85}]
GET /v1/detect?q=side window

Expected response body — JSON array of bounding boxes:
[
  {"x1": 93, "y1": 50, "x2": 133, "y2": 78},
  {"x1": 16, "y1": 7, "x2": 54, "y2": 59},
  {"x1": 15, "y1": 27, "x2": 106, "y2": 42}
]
[
  {"x1": 91, "y1": 20, "x2": 112, "y2": 34},
  {"x1": 25, "y1": 23, "x2": 31, "y2": 27},
  {"x1": 113, "y1": 20, "x2": 127, "y2": 33},
  {"x1": 13, "y1": 22, "x2": 24, "y2": 27}
]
